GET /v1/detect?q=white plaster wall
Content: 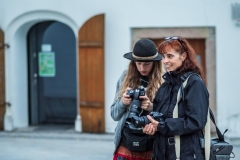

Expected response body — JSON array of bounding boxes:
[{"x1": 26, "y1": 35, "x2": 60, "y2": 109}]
[
  {"x1": 11, "y1": 24, "x2": 29, "y2": 127},
  {"x1": 0, "y1": 0, "x2": 240, "y2": 136}
]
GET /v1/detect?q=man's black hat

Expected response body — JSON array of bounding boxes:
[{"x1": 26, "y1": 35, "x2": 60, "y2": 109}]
[{"x1": 123, "y1": 38, "x2": 162, "y2": 61}]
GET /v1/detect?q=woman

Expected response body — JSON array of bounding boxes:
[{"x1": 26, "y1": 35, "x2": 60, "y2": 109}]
[
  {"x1": 111, "y1": 38, "x2": 162, "y2": 160},
  {"x1": 143, "y1": 36, "x2": 209, "y2": 160}
]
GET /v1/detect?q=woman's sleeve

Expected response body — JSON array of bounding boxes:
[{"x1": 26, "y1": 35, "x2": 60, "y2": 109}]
[
  {"x1": 110, "y1": 71, "x2": 128, "y2": 121},
  {"x1": 157, "y1": 76, "x2": 209, "y2": 135}
]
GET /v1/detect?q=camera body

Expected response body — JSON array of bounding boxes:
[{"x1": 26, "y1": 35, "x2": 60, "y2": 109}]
[
  {"x1": 126, "y1": 88, "x2": 165, "y2": 129},
  {"x1": 126, "y1": 88, "x2": 145, "y2": 125},
  {"x1": 131, "y1": 111, "x2": 165, "y2": 128},
  {"x1": 127, "y1": 88, "x2": 145, "y2": 99}
]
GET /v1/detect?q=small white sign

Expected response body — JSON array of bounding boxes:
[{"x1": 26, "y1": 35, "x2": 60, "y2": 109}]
[{"x1": 41, "y1": 44, "x2": 52, "y2": 52}]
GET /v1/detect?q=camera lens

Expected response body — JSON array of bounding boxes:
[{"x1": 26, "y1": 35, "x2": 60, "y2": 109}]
[
  {"x1": 125, "y1": 88, "x2": 147, "y2": 129},
  {"x1": 131, "y1": 116, "x2": 150, "y2": 128}
]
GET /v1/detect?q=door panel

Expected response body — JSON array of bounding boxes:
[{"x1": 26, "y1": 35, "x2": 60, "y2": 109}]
[
  {"x1": 187, "y1": 39, "x2": 206, "y2": 75},
  {"x1": 78, "y1": 14, "x2": 105, "y2": 133},
  {"x1": 28, "y1": 21, "x2": 77, "y2": 125},
  {"x1": 79, "y1": 48, "x2": 104, "y2": 101},
  {"x1": 0, "y1": 30, "x2": 5, "y2": 130},
  {"x1": 28, "y1": 23, "x2": 50, "y2": 125}
]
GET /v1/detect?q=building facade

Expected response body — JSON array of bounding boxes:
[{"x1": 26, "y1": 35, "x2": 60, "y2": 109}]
[{"x1": 0, "y1": 0, "x2": 240, "y2": 139}]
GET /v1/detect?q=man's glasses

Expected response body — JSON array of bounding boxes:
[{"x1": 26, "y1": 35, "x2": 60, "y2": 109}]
[{"x1": 165, "y1": 36, "x2": 186, "y2": 52}]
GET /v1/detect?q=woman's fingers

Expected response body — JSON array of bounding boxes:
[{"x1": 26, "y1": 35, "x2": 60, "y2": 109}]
[
  {"x1": 148, "y1": 123, "x2": 156, "y2": 135},
  {"x1": 139, "y1": 95, "x2": 152, "y2": 111},
  {"x1": 147, "y1": 115, "x2": 159, "y2": 131},
  {"x1": 121, "y1": 96, "x2": 131, "y2": 105},
  {"x1": 121, "y1": 89, "x2": 132, "y2": 105},
  {"x1": 143, "y1": 123, "x2": 156, "y2": 135},
  {"x1": 142, "y1": 124, "x2": 149, "y2": 133}
]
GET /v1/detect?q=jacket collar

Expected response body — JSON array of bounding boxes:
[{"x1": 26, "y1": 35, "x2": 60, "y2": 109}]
[
  {"x1": 163, "y1": 71, "x2": 197, "y2": 85},
  {"x1": 162, "y1": 71, "x2": 182, "y2": 86}
]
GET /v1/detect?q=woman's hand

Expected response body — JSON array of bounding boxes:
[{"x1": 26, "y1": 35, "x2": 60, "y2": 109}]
[
  {"x1": 121, "y1": 87, "x2": 132, "y2": 105},
  {"x1": 143, "y1": 115, "x2": 159, "y2": 134},
  {"x1": 139, "y1": 95, "x2": 153, "y2": 111},
  {"x1": 142, "y1": 123, "x2": 156, "y2": 135}
]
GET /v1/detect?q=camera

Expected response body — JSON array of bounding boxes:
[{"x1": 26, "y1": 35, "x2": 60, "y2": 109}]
[
  {"x1": 131, "y1": 111, "x2": 165, "y2": 128},
  {"x1": 125, "y1": 88, "x2": 145, "y2": 125}
]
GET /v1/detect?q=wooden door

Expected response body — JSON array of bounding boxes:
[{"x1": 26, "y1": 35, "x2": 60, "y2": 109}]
[
  {"x1": 78, "y1": 14, "x2": 105, "y2": 133},
  {"x1": 186, "y1": 39, "x2": 206, "y2": 76},
  {"x1": 0, "y1": 30, "x2": 5, "y2": 130}
]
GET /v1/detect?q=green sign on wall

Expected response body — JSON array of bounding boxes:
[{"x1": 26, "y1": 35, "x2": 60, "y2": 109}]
[{"x1": 38, "y1": 52, "x2": 55, "y2": 77}]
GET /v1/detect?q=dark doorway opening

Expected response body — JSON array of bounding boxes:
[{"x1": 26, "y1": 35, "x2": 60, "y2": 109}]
[{"x1": 27, "y1": 21, "x2": 77, "y2": 125}]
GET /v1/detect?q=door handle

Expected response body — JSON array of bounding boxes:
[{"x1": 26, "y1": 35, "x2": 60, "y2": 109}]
[
  {"x1": 5, "y1": 102, "x2": 11, "y2": 106},
  {"x1": 34, "y1": 73, "x2": 38, "y2": 85},
  {"x1": 0, "y1": 102, "x2": 11, "y2": 107}
]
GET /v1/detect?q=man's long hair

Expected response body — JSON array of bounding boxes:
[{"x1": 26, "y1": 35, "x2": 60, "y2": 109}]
[{"x1": 118, "y1": 61, "x2": 162, "y2": 102}]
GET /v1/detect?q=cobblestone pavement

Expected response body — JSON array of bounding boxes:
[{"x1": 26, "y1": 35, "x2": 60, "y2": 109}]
[{"x1": 0, "y1": 125, "x2": 239, "y2": 160}]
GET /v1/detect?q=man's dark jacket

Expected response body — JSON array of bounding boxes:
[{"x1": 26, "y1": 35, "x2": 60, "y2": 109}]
[{"x1": 152, "y1": 72, "x2": 209, "y2": 160}]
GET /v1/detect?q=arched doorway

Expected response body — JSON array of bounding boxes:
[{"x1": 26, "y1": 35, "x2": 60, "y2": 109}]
[
  {"x1": 0, "y1": 29, "x2": 5, "y2": 130},
  {"x1": 78, "y1": 14, "x2": 105, "y2": 133},
  {"x1": 27, "y1": 21, "x2": 77, "y2": 125}
]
